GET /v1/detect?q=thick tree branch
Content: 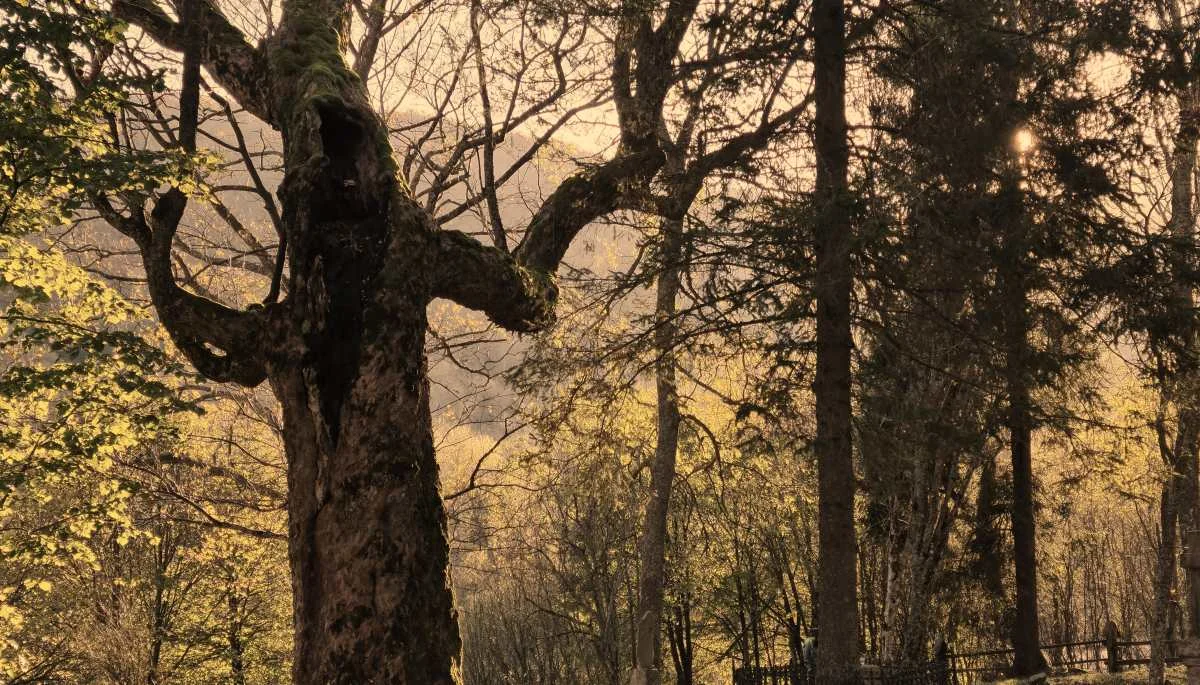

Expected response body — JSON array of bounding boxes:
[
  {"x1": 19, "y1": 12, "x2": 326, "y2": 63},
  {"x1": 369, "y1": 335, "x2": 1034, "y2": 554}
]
[
  {"x1": 431, "y1": 231, "x2": 558, "y2": 333},
  {"x1": 515, "y1": 146, "x2": 665, "y2": 273},
  {"x1": 108, "y1": 165, "x2": 275, "y2": 383},
  {"x1": 433, "y1": 0, "x2": 707, "y2": 329},
  {"x1": 96, "y1": 193, "x2": 274, "y2": 386},
  {"x1": 112, "y1": 0, "x2": 274, "y2": 124},
  {"x1": 99, "y1": 1, "x2": 272, "y2": 386},
  {"x1": 430, "y1": 145, "x2": 663, "y2": 332}
]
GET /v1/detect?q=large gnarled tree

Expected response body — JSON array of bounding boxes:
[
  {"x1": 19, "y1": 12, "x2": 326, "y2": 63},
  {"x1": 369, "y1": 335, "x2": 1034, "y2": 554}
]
[{"x1": 97, "y1": 0, "x2": 702, "y2": 680}]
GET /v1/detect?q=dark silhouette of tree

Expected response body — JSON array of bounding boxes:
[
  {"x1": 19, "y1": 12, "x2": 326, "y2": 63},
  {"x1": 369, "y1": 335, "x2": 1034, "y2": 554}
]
[{"x1": 811, "y1": 0, "x2": 857, "y2": 681}]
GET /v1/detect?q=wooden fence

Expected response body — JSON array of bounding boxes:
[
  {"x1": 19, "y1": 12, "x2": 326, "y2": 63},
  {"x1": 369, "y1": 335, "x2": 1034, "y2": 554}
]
[
  {"x1": 731, "y1": 663, "x2": 806, "y2": 685},
  {"x1": 948, "y1": 637, "x2": 1172, "y2": 683},
  {"x1": 732, "y1": 660, "x2": 951, "y2": 685},
  {"x1": 733, "y1": 635, "x2": 1175, "y2": 685}
]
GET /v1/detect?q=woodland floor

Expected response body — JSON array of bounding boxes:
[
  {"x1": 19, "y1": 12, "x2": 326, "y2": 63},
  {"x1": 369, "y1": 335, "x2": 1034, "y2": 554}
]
[{"x1": 988, "y1": 665, "x2": 1187, "y2": 684}]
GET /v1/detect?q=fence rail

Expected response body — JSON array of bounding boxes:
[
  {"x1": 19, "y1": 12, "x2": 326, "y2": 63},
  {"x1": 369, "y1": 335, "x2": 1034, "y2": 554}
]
[
  {"x1": 732, "y1": 660, "x2": 952, "y2": 685},
  {"x1": 733, "y1": 635, "x2": 1177, "y2": 685},
  {"x1": 947, "y1": 638, "x2": 1172, "y2": 682},
  {"x1": 732, "y1": 663, "x2": 805, "y2": 685}
]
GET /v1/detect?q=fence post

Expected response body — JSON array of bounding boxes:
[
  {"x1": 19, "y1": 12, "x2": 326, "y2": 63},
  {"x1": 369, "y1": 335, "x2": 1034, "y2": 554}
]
[
  {"x1": 934, "y1": 635, "x2": 950, "y2": 685},
  {"x1": 1102, "y1": 620, "x2": 1119, "y2": 673}
]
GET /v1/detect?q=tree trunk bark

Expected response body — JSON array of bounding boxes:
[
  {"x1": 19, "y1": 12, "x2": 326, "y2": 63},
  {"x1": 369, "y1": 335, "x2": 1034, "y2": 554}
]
[
  {"x1": 667, "y1": 597, "x2": 694, "y2": 685},
  {"x1": 1178, "y1": 417, "x2": 1200, "y2": 628},
  {"x1": 264, "y1": 8, "x2": 462, "y2": 683},
  {"x1": 1006, "y1": 320, "x2": 1043, "y2": 679},
  {"x1": 228, "y1": 593, "x2": 248, "y2": 685},
  {"x1": 1151, "y1": 84, "x2": 1200, "y2": 684},
  {"x1": 812, "y1": 0, "x2": 858, "y2": 682},
  {"x1": 630, "y1": 214, "x2": 684, "y2": 685},
  {"x1": 147, "y1": 527, "x2": 171, "y2": 685},
  {"x1": 879, "y1": 503, "x2": 904, "y2": 663},
  {"x1": 999, "y1": 172, "x2": 1045, "y2": 678},
  {"x1": 270, "y1": 302, "x2": 460, "y2": 685},
  {"x1": 1152, "y1": 469, "x2": 1179, "y2": 685},
  {"x1": 1171, "y1": 92, "x2": 1200, "y2": 643}
]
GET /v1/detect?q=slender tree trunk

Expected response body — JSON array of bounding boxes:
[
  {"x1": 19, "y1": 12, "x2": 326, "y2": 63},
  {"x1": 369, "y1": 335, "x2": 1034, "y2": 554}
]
[
  {"x1": 879, "y1": 505, "x2": 904, "y2": 663},
  {"x1": 779, "y1": 556, "x2": 806, "y2": 665},
  {"x1": 748, "y1": 557, "x2": 765, "y2": 669},
  {"x1": 733, "y1": 551, "x2": 754, "y2": 670},
  {"x1": 630, "y1": 214, "x2": 684, "y2": 685},
  {"x1": 667, "y1": 598, "x2": 694, "y2": 685},
  {"x1": 1152, "y1": 465, "x2": 1178, "y2": 685},
  {"x1": 1171, "y1": 92, "x2": 1200, "y2": 643},
  {"x1": 147, "y1": 578, "x2": 164, "y2": 685},
  {"x1": 812, "y1": 0, "x2": 857, "y2": 681},
  {"x1": 1151, "y1": 85, "x2": 1200, "y2": 684},
  {"x1": 893, "y1": 455, "x2": 930, "y2": 664},
  {"x1": 228, "y1": 593, "x2": 248, "y2": 685},
  {"x1": 858, "y1": 544, "x2": 877, "y2": 657},
  {"x1": 1177, "y1": 418, "x2": 1200, "y2": 638},
  {"x1": 147, "y1": 529, "x2": 171, "y2": 685}
]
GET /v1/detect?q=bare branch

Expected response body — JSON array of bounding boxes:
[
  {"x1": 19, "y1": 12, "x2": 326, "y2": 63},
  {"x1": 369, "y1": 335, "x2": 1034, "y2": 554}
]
[{"x1": 113, "y1": 0, "x2": 274, "y2": 124}]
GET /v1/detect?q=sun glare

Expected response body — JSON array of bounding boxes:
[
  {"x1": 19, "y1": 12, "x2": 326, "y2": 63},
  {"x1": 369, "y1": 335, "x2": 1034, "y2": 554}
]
[{"x1": 1014, "y1": 128, "x2": 1037, "y2": 154}]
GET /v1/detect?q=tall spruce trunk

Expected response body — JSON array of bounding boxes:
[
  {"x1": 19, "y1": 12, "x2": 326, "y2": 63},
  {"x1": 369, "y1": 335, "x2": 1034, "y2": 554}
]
[
  {"x1": 1005, "y1": 290, "x2": 1043, "y2": 679},
  {"x1": 812, "y1": 0, "x2": 858, "y2": 681},
  {"x1": 998, "y1": 171, "x2": 1045, "y2": 678},
  {"x1": 988, "y1": 12, "x2": 1044, "y2": 673},
  {"x1": 1151, "y1": 87, "x2": 1200, "y2": 685},
  {"x1": 630, "y1": 214, "x2": 684, "y2": 685}
]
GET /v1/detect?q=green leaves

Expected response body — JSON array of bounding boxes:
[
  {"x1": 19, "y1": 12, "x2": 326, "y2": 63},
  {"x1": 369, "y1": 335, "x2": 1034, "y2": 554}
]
[
  {"x1": 0, "y1": 0, "x2": 208, "y2": 237},
  {"x1": 0, "y1": 234, "x2": 196, "y2": 677}
]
